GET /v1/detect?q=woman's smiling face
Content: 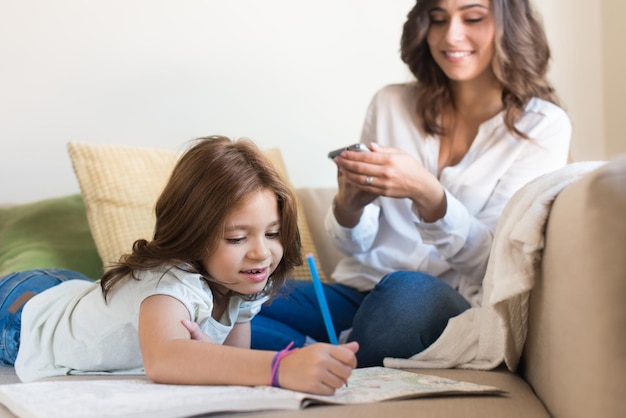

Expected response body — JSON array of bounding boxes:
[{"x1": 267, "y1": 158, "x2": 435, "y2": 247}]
[{"x1": 426, "y1": 0, "x2": 496, "y2": 85}]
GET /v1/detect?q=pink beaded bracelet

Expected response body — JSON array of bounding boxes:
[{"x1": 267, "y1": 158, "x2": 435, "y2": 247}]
[{"x1": 270, "y1": 341, "x2": 299, "y2": 388}]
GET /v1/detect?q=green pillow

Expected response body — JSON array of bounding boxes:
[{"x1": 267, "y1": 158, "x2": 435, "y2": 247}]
[{"x1": 0, "y1": 195, "x2": 102, "y2": 280}]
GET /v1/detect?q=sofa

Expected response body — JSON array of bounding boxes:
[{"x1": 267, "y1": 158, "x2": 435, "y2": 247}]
[{"x1": 0, "y1": 145, "x2": 624, "y2": 418}]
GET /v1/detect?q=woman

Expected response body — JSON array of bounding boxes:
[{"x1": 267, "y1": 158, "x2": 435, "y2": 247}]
[{"x1": 251, "y1": 0, "x2": 571, "y2": 367}]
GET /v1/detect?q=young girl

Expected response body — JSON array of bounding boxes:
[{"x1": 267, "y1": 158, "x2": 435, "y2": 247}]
[
  {"x1": 2, "y1": 136, "x2": 358, "y2": 394},
  {"x1": 251, "y1": 0, "x2": 571, "y2": 367}
]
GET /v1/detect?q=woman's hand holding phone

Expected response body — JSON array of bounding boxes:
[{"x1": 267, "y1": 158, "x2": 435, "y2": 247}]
[{"x1": 327, "y1": 143, "x2": 370, "y2": 159}]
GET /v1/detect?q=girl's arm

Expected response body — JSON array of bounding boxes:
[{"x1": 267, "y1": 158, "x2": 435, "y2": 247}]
[{"x1": 139, "y1": 294, "x2": 358, "y2": 394}]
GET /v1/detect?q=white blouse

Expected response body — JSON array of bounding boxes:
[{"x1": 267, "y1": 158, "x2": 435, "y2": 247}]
[{"x1": 326, "y1": 83, "x2": 571, "y2": 305}]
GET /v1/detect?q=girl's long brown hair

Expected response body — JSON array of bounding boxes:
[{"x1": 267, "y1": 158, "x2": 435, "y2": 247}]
[
  {"x1": 100, "y1": 136, "x2": 302, "y2": 301},
  {"x1": 400, "y1": 0, "x2": 560, "y2": 138}
]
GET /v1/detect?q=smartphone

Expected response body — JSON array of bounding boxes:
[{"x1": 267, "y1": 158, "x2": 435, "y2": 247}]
[{"x1": 327, "y1": 143, "x2": 370, "y2": 159}]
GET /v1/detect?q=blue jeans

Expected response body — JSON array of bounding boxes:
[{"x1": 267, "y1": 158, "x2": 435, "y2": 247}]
[
  {"x1": 0, "y1": 269, "x2": 91, "y2": 366},
  {"x1": 251, "y1": 271, "x2": 470, "y2": 367}
]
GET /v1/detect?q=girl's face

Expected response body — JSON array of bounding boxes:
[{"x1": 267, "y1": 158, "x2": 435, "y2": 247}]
[
  {"x1": 426, "y1": 0, "x2": 496, "y2": 85},
  {"x1": 203, "y1": 188, "x2": 284, "y2": 296}
]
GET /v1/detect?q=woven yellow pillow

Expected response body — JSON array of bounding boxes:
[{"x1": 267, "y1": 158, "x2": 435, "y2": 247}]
[{"x1": 67, "y1": 141, "x2": 325, "y2": 281}]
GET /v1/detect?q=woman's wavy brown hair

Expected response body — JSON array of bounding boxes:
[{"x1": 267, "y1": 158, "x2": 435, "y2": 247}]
[
  {"x1": 100, "y1": 136, "x2": 302, "y2": 302},
  {"x1": 400, "y1": 0, "x2": 561, "y2": 138}
]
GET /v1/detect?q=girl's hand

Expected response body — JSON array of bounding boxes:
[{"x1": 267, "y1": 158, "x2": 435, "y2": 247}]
[
  {"x1": 181, "y1": 319, "x2": 215, "y2": 343},
  {"x1": 181, "y1": 320, "x2": 249, "y2": 347},
  {"x1": 278, "y1": 342, "x2": 359, "y2": 395}
]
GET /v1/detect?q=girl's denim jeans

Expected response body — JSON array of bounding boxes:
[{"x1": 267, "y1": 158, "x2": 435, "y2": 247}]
[{"x1": 0, "y1": 268, "x2": 90, "y2": 365}]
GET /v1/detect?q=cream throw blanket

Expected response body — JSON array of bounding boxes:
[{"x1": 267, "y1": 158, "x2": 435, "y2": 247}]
[{"x1": 384, "y1": 161, "x2": 605, "y2": 372}]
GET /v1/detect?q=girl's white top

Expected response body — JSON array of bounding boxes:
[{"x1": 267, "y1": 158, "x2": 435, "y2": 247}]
[{"x1": 15, "y1": 266, "x2": 267, "y2": 382}]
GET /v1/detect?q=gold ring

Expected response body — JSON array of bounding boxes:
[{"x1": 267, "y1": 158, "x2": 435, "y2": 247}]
[{"x1": 365, "y1": 176, "x2": 373, "y2": 186}]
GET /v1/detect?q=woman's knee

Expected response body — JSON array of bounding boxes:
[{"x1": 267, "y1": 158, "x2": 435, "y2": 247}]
[
  {"x1": 349, "y1": 271, "x2": 470, "y2": 366},
  {"x1": 368, "y1": 271, "x2": 470, "y2": 314}
]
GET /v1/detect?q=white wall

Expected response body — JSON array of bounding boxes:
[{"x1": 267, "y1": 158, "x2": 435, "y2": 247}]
[
  {"x1": 535, "y1": 0, "x2": 606, "y2": 163},
  {"x1": 602, "y1": 1, "x2": 626, "y2": 157},
  {"x1": 0, "y1": 0, "x2": 414, "y2": 203},
  {"x1": 0, "y1": 0, "x2": 612, "y2": 204}
]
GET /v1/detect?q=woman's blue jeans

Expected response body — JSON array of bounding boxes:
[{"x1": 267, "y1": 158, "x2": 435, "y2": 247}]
[
  {"x1": 0, "y1": 269, "x2": 91, "y2": 366},
  {"x1": 251, "y1": 271, "x2": 470, "y2": 367}
]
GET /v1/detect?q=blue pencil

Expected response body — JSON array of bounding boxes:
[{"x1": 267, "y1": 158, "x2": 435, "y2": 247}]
[{"x1": 306, "y1": 253, "x2": 339, "y2": 345}]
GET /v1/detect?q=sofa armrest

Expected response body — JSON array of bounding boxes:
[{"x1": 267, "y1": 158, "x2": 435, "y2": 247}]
[{"x1": 522, "y1": 155, "x2": 626, "y2": 417}]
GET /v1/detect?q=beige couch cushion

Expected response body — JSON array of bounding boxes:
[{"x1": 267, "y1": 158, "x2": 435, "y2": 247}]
[
  {"x1": 523, "y1": 154, "x2": 626, "y2": 417},
  {"x1": 295, "y1": 187, "x2": 342, "y2": 280},
  {"x1": 67, "y1": 141, "x2": 325, "y2": 281}
]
